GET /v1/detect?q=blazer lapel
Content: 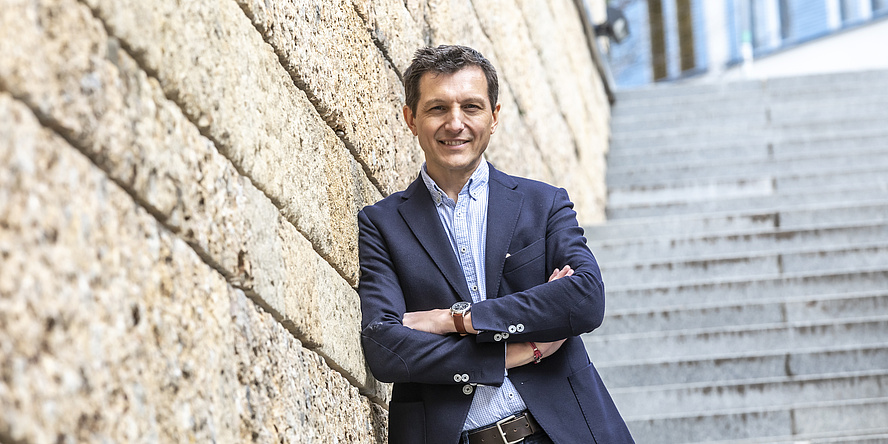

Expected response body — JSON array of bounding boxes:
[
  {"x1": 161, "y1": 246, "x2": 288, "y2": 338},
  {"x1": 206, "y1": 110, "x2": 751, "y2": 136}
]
[
  {"x1": 399, "y1": 177, "x2": 472, "y2": 302},
  {"x1": 485, "y1": 168, "x2": 523, "y2": 300}
]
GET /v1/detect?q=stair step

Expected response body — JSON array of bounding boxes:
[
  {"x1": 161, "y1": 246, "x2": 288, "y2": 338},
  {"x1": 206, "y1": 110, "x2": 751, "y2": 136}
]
[
  {"x1": 600, "y1": 292, "x2": 888, "y2": 335},
  {"x1": 599, "y1": 242, "x2": 888, "y2": 285},
  {"x1": 590, "y1": 222, "x2": 888, "y2": 262},
  {"x1": 604, "y1": 269, "x2": 888, "y2": 311},
  {"x1": 622, "y1": 397, "x2": 888, "y2": 444},
  {"x1": 607, "y1": 134, "x2": 887, "y2": 168},
  {"x1": 606, "y1": 143, "x2": 888, "y2": 177},
  {"x1": 606, "y1": 170, "x2": 888, "y2": 207},
  {"x1": 612, "y1": 99, "x2": 888, "y2": 132},
  {"x1": 605, "y1": 187, "x2": 888, "y2": 219},
  {"x1": 585, "y1": 200, "x2": 888, "y2": 240},
  {"x1": 610, "y1": 124, "x2": 888, "y2": 151},
  {"x1": 611, "y1": 126, "x2": 888, "y2": 153},
  {"x1": 613, "y1": 371, "x2": 888, "y2": 418},
  {"x1": 596, "y1": 344, "x2": 888, "y2": 389},
  {"x1": 584, "y1": 316, "x2": 888, "y2": 364},
  {"x1": 606, "y1": 147, "x2": 888, "y2": 186}
]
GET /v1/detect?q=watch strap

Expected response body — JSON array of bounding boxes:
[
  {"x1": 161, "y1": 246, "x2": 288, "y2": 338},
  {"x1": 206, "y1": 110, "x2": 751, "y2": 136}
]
[{"x1": 453, "y1": 311, "x2": 467, "y2": 334}]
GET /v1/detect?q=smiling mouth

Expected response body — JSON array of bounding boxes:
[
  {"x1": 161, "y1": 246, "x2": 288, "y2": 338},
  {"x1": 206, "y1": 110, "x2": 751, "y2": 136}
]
[{"x1": 440, "y1": 140, "x2": 469, "y2": 146}]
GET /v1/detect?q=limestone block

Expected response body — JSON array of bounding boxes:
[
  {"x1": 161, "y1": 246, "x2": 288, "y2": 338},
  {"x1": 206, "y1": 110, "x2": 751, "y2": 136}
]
[
  {"x1": 0, "y1": 92, "x2": 385, "y2": 443},
  {"x1": 405, "y1": 0, "x2": 432, "y2": 33},
  {"x1": 77, "y1": 0, "x2": 382, "y2": 279},
  {"x1": 547, "y1": 0, "x2": 612, "y2": 147},
  {"x1": 234, "y1": 0, "x2": 423, "y2": 194},
  {"x1": 0, "y1": 0, "x2": 387, "y2": 399},
  {"x1": 516, "y1": 0, "x2": 599, "y2": 155},
  {"x1": 353, "y1": 0, "x2": 430, "y2": 75}
]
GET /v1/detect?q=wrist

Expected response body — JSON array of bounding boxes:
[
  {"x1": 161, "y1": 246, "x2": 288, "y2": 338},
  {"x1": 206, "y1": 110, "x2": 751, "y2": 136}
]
[
  {"x1": 528, "y1": 341, "x2": 543, "y2": 364},
  {"x1": 450, "y1": 301, "x2": 472, "y2": 334}
]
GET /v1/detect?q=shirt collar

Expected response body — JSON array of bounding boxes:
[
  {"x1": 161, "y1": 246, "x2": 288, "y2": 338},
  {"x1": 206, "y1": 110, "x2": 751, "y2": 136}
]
[{"x1": 420, "y1": 160, "x2": 489, "y2": 206}]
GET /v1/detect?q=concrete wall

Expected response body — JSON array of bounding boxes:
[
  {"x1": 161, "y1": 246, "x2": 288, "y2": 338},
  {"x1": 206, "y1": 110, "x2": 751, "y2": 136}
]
[{"x1": 0, "y1": 0, "x2": 610, "y2": 441}]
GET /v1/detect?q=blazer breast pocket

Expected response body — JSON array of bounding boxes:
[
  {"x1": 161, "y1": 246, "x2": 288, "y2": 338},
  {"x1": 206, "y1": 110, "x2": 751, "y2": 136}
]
[
  {"x1": 503, "y1": 238, "x2": 545, "y2": 274},
  {"x1": 501, "y1": 238, "x2": 546, "y2": 294}
]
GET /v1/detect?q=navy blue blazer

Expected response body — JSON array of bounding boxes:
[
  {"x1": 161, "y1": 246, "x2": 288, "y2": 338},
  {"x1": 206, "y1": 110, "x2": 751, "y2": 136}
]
[{"x1": 358, "y1": 165, "x2": 633, "y2": 444}]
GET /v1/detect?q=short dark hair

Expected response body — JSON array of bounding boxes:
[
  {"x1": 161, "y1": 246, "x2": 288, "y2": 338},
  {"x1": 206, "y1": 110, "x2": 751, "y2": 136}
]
[{"x1": 403, "y1": 45, "x2": 499, "y2": 115}]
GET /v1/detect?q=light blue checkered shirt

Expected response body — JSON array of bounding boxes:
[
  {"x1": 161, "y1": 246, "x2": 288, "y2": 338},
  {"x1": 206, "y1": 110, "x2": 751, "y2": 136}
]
[{"x1": 420, "y1": 161, "x2": 528, "y2": 431}]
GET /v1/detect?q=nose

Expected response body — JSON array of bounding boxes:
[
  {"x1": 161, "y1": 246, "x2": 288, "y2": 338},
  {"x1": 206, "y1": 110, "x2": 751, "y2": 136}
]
[{"x1": 444, "y1": 109, "x2": 466, "y2": 132}]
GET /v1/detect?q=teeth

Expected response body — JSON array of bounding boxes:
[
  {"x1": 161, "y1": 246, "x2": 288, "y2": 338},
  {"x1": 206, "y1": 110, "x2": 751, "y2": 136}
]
[{"x1": 442, "y1": 140, "x2": 466, "y2": 146}]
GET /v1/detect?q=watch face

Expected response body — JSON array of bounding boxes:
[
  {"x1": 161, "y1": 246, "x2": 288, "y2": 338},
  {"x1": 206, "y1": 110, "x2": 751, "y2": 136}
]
[{"x1": 452, "y1": 301, "x2": 471, "y2": 313}]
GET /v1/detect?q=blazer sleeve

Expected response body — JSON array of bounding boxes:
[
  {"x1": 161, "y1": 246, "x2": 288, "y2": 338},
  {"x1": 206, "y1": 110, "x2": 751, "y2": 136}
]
[
  {"x1": 470, "y1": 187, "x2": 606, "y2": 343},
  {"x1": 357, "y1": 209, "x2": 507, "y2": 386}
]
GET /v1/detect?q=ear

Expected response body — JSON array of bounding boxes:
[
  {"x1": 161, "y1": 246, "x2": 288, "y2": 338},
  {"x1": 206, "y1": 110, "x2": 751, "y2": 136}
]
[
  {"x1": 490, "y1": 102, "x2": 501, "y2": 134},
  {"x1": 403, "y1": 105, "x2": 418, "y2": 136}
]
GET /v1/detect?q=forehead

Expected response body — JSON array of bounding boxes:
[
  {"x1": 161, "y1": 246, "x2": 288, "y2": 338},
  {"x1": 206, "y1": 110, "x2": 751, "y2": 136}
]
[{"x1": 417, "y1": 66, "x2": 489, "y2": 105}]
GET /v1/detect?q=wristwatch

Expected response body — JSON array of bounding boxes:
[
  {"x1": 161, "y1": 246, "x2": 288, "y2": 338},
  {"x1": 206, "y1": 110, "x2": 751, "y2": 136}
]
[{"x1": 450, "y1": 301, "x2": 472, "y2": 334}]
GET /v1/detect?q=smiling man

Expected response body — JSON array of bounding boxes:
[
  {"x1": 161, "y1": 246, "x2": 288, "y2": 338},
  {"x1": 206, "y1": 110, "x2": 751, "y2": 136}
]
[{"x1": 357, "y1": 45, "x2": 633, "y2": 444}]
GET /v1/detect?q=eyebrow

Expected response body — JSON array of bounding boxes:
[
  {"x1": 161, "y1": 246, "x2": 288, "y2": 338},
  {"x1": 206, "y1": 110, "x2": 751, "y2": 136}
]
[{"x1": 421, "y1": 97, "x2": 488, "y2": 107}]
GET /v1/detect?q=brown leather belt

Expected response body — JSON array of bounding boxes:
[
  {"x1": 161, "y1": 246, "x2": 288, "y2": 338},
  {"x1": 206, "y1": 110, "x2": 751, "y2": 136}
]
[{"x1": 467, "y1": 411, "x2": 541, "y2": 444}]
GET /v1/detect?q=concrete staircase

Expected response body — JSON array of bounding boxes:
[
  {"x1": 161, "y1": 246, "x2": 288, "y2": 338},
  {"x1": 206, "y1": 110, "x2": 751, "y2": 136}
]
[{"x1": 582, "y1": 70, "x2": 888, "y2": 443}]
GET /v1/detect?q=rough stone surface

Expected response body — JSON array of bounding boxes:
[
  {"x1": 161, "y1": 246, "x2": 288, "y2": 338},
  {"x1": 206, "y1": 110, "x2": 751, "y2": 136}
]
[
  {"x1": 353, "y1": 0, "x2": 431, "y2": 76},
  {"x1": 0, "y1": 93, "x2": 386, "y2": 443},
  {"x1": 79, "y1": 0, "x2": 382, "y2": 281},
  {"x1": 0, "y1": 0, "x2": 387, "y2": 401},
  {"x1": 236, "y1": 0, "x2": 423, "y2": 195}
]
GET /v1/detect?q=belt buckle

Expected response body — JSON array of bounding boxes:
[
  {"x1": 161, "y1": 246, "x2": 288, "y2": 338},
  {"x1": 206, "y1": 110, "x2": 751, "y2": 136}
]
[{"x1": 495, "y1": 414, "x2": 522, "y2": 444}]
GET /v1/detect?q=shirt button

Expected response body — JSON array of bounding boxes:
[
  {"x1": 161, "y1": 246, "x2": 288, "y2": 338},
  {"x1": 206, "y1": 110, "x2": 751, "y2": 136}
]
[
  {"x1": 460, "y1": 246, "x2": 467, "y2": 253},
  {"x1": 508, "y1": 325, "x2": 517, "y2": 334},
  {"x1": 516, "y1": 324, "x2": 525, "y2": 333},
  {"x1": 463, "y1": 384, "x2": 474, "y2": 395},
  {"x1": 471, "y1": 285, "x2": 478, "y2": 291}
]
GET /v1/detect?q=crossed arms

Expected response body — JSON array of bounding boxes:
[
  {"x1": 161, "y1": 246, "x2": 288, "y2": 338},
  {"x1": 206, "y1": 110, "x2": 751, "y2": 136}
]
[
  {"x1": 402, "y1": 266, "x2": 574, "y2": 369},
  {"x1": 357, "y1": 186, "x2": 606, "y2": 386}
]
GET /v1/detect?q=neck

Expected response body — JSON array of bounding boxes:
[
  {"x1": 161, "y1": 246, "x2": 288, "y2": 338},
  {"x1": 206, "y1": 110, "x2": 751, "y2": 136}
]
[{"x1": 426, "y1": 162, "x2": 483, "y2": 202}]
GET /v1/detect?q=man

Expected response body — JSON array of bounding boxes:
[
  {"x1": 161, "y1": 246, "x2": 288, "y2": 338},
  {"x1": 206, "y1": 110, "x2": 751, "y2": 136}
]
[{"x1": 358, "y1": 45, "x2": 633, "y2": 444}]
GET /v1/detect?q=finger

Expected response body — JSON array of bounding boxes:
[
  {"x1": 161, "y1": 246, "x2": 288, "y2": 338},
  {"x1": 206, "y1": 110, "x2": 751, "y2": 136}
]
[{"x1": 554, "y1": 265, "x2": 571, "y2": 279}]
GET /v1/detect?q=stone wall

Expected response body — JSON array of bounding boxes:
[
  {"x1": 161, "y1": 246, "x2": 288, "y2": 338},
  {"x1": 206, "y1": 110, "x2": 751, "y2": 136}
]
[{"x1": 0, "y1": 0, "x2": 610, "y2": 441}]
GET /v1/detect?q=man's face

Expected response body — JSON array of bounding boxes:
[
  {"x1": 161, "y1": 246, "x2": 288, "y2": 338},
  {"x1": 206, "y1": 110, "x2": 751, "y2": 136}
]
[{"x1": 404, "y1": 66, "x2": 500, "y2": 182}]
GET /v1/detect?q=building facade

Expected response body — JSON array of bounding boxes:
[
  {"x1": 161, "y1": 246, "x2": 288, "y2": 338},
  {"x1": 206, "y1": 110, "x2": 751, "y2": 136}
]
[{"x1": 610, "y1": 0, "x2": 888, "y2": 87}]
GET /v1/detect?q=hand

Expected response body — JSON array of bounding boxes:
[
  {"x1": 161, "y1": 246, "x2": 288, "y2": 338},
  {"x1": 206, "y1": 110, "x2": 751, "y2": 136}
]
[
  {"x1": 402, "y1": 309, "x2": 454, "y2": 335},
  {"x1": 548, "y1": 265, "x2": 573, "y2": 282},
  {"x1": 506, "y1": 339, "x2": 567, "y2": 368}
]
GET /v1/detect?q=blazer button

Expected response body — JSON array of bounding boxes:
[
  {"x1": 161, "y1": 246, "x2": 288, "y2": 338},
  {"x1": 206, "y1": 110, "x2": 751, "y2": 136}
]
[
  {"x1": 508, "y1": 325, "x2": 517, "y2": 334},
  {"x1": 494, "y1": 333, "x2": 502, "y2": 342},
  {"x1": 501, "y1": 332, "x2": 510, "y2": 340},
  {"x1": 462, "y1": 384, "x2": 474, "y2": 395},
  {"x1": 516, "y1": 323, "x2": 525, "y2": 333},
  {"x1": 461, "y1": 373, "x2": 470, "y2": 382},
  {"x1": 453, "y1": 374, "x2": 462, "y2": 383}
]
